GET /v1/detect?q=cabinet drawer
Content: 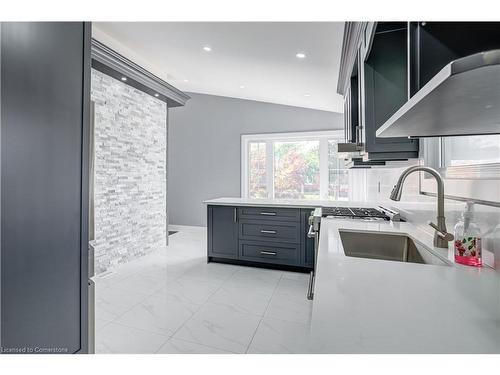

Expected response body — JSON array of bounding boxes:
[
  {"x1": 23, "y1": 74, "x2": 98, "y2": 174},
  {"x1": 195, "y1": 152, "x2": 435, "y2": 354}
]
[
  {"x1": 239, "y1": 241, "x2": 300, "y2": 266},
  {"x1": 238, "y1": 206, "x2": 300, "y2": 222},
  {"x1": 239, "y1": 220, "x2": 301, "y2": 243}
]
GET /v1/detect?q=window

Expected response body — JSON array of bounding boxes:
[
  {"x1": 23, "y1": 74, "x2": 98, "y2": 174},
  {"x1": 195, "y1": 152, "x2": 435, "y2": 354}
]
[
  {"x1": 242, "y1": 131, "x2": 350, "y2": 200},
  {"x1": 443, "y1": 135, "x2": 500, "y2": 167},
  {"x1": 248, "y1": 142, "x2": 267, "y2": 198},
  {"x1": 328, "y1": 139, "x2": 349, "y2": 200},
  {"x1": 424, "y1": 134, "x2": 500, "y2": 175},
  {"x1": 422, "y1": 134, "x2": 500, "y2": 205}
]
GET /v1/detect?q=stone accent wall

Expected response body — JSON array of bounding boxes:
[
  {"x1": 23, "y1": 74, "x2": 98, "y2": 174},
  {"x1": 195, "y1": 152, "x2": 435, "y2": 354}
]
[{"x1": 91, "y1": 69, "x2": 167, "y2": 274}]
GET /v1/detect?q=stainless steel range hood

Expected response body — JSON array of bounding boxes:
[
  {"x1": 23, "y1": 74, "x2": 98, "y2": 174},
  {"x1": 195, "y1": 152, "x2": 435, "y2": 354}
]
[{"x1": 376, "y1": 50, "x2": 500, "y2": 138}]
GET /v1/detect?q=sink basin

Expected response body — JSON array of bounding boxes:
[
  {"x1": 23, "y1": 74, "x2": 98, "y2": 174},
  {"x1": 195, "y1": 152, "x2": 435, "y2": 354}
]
[{"x1": 339, "y1": 230, "x2": 449, "y2": 266}]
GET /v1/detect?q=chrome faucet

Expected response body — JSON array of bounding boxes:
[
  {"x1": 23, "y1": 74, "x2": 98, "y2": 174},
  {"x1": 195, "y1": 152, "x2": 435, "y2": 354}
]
[{"x1": 390, "y1": 166, "x2": 454, "y2": 248}]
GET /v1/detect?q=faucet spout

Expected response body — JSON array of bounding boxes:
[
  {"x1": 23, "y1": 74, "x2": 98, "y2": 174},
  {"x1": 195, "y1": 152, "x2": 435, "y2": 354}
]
[{"x1": 389, "y1": 166, "x2": 452, "y2": 248}]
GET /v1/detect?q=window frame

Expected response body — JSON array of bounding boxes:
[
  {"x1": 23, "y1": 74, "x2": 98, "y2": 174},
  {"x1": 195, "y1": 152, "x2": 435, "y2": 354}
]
[
  {"x1": 422, "y1": 137, "x2": 500, "y2": 207},
  {"x1": 241, "y1": 130, "x2": 344, "y2": 200}
]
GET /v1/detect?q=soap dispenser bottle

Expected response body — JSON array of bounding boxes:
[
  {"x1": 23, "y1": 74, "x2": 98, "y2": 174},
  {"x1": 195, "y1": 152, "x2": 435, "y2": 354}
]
[{"x1": 453, "y1": 202, "x2": 482, "y2": 267}]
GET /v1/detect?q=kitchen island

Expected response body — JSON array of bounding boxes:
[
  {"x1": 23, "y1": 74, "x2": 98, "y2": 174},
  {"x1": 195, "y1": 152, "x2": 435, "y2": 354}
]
[{"x1": 204, "y1": 198, "x2": 319, "y2": 270}]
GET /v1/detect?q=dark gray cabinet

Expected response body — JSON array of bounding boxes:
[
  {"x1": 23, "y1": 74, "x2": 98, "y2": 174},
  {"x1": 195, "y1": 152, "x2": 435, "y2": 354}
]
[
  {"x1": 207, "y1": 205, "x2": 314, "y2": 270},
  {"x1": 409, "y1": 22, "x2": 500, "y2": 95},
  {"x1": 338, "y1": 22, "x2": 419, "y2": 162},
  {"x1": 1, "y1": 22, "x2": 91, "y2": 354},
  {"x1": 207, "y1": 205, "x2": 239, "y2": 259},
  {"x1": 340, "y1": 21, "x2": 500, "y2": 154},
  {"x1": 239, "y1": 241, "x2": 301, "y2": 266},
  {"x1": 239, "y1": 220, "x2": 301, "y2": 244},
  {"x1": 362, "y1": 22, "x2": 419, "y2": 161},
  {"x1": 238, "y1": 206, "x2": 301, "y2": 222},
  {"x1": 343, "y1": 53, "x2": 360, "y2": 145}
]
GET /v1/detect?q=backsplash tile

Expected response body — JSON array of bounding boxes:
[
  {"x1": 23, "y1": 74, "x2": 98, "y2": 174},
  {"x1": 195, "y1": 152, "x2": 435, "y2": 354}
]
[
  {"x1": 91, "y1": 69, "x2": 167, "y2": 274},
  {"x1": 361, "y1": 160, "x2": 500, "y2": 270},
  {"x1": 396, "y1": 200, "x2": 500, "y2": 270}
]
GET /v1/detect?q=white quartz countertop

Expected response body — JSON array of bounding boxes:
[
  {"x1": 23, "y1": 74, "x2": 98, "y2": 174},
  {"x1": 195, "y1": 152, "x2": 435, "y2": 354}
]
[
  {"x1": 309, "y1": 218, "x2": 500, "y2": 353},
  {"x1": 203, "y1": 197, "x2": 379, "y2": 209}
]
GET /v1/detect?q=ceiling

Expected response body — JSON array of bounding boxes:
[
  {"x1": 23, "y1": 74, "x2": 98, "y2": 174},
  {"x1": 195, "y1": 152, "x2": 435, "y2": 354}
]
[{"x1": 93, "y1": 22, "x2": 345, "y2": 112}]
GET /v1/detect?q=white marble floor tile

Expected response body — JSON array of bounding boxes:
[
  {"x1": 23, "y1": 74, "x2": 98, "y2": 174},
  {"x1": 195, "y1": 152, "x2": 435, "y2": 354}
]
[
  {"x1": 231, "y1": 266, "x2": 283, "y2": 283},
  {"x1": 95, "y1": 302, "x2": 119, "y2": 323},
  {"x1": 227, "y1": 268, "x2": 283, "y2": 294},
  {"x1": 96, "y1": 322, "x2": 169, "y2": 354},
  {"x1": 173, "y1": 302, "x2": 261, "y2": 353},
  {"x1": 162, "y1": 275, "x2": 222, "y2": 305},
  {"x1": 115, "y1": 292, "x2": 199, "y2": 336},
  {"x1": 95, "y1": 317, "x2": 112, "y2": 331},
  {"x1": 275, "y1": 275, "x2": 309, "y2": 293},
  {"x1": 93, "y1": 270, "x2": 132, "y2": 290},
  {"x1": 94, "y1": 225, "x2": 314, "y2": 354},
  {"x1": 166, "y1": 257, "x2": 205, "y2": 273},
  {"x1": 247, "y1": 317, "x2": 312, "y2": 354},
  {"x1": 281, "y1": 271, "x2": 310, "y2": 282},
  {"x1": 264, "y1": 278, "x2": 313, "y2": 324},
  {"x1": 265, "y1": 294, "x2": 313, "y2": 325},
  {"x1": 164, "y1": 269, "x2": 188, "y2": 283},
  {"x1": 182, "y1": 262, "x2": 239, "y2": 283},
  {"x1": 157, "y1": 338, "x2": 234, "y2": 354},
  {"x1": 138, "y1": 263, "x2": 169, "y2": 281},
  {"x1": 208, "y1": 283, "x2": 274, "y2": 316},
  {"x1": 96, "y1": 286, "x2": 149, "y2": 319},
  {"x1": 111, "y1": 271, "x2": 167, "y2": 296}
]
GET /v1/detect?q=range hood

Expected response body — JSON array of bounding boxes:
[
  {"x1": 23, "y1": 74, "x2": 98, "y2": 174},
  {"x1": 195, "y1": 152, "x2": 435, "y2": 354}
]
[{"x1": 376, "y1": 50, "x2": 500, "y2": 138}]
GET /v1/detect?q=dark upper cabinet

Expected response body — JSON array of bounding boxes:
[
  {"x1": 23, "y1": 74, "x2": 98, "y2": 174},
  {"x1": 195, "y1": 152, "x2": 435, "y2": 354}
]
[
  {"x1": 207, "y1": 205, "x2": 239, "y2": 259},
  {"x1": 344, "y1": 54, "x2": 360, "y2": 144},
  {"x1": 409, "y1": 22, "x2": 500, "y2": 95},
  {"x1": 338, "y1": 22, "x2": 419, "y2": 163},
  {"x1": 1, "y1": 22, "x2": 91, "y2": 353},
  {"x1": 340, "y1": 22, "x2": 500, "y2": 146},
  {"x1": 362, "y1": 22, "x2": 419, "y2": 160}
]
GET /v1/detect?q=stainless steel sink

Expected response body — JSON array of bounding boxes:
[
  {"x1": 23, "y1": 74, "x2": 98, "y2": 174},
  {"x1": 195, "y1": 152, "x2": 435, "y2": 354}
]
[{"x1": 339, "y1": 230, "x2": 449, "y2": 266}]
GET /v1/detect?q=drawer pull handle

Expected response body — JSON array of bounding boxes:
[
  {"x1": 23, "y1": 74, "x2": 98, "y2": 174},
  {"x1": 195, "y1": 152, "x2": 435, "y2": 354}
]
[
  {"x1": 260, "y1": 212, "x2": 277, "y2": 216},
  {"x1": 260, "y1": 251, "x2": 277, "y2": 256},
  {"x1": 260, "y1": 229, "x2": 277, "y2": 234}
]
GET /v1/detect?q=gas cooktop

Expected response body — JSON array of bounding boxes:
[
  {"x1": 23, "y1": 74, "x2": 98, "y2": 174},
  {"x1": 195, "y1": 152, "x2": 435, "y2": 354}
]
[{"x1": 321, "y1": 207, "x2": 389, "y2": 220}]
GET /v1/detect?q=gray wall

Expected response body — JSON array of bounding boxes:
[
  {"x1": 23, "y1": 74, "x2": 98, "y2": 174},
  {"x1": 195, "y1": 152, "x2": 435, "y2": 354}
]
[
  {"x1": 168, "y1": 93, "x2": 343, "y2": 226},
  {"x1": 92, "y1": 69, "x2": 167, "y2": 273}
]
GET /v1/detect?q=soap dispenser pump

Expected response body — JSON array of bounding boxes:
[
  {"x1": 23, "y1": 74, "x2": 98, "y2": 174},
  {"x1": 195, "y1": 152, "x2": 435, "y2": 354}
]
[{"x1": 453, "y1": 201, "x2": 482, "y2": 267}]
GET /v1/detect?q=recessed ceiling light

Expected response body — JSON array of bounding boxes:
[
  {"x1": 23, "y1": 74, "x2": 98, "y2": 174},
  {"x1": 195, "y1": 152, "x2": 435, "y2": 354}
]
[
  {"x1": 203, "y1": 46, "x2": 212, "y2": 52},
  {"x1": 154, "y1": 93, "x2": 159, "y2": 97},
  {"x1": 239, "y1": 85, "x2": 245, "y2": 89},
  {"x1": 304, "y1": 93, "x2": 311, "y2": 97},
  {"x1": 121, "y1": 76, "x2": 127, "y2": 82},
  {"x1": 296, "y1": 52, "x2": 306, "y2": 59},
  {"x1": 183, "y1": 79, "x2": 189, "y2": 82}
]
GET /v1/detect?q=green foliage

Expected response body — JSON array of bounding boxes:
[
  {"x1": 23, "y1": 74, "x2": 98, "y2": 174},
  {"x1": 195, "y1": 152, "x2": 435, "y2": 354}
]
[{"x1": 273, "y1": 141, "x2": 319, "y2": 199}]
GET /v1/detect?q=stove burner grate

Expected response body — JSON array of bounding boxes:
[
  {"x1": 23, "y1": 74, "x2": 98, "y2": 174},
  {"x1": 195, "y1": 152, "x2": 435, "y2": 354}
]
[{"x1": 321, "y1": 206, "x2": 389, "y2": 220}]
